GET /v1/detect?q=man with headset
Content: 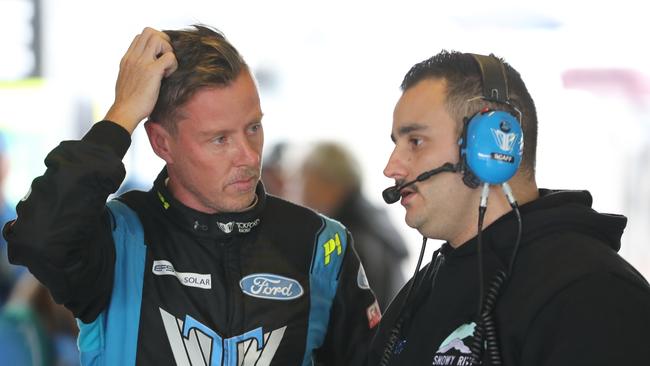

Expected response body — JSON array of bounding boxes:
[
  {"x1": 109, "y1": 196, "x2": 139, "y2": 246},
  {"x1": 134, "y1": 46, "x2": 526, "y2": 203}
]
[{"x1": 368, "y1": 51, "x2": 650, "y2": 365}]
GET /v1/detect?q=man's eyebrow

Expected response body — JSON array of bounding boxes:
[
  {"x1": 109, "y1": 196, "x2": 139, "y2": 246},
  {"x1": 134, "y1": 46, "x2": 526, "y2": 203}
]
[
  {"x1": 198, "y1": 128, "x2": 230, "y2": 138},
  {"x1": 197, "y1": 114, "x2": 265, "y2": 138},
  {"x1": 249, "y1": 112, "x2": 265, "y2": 124},
  {"x1": 390, "y1": 123, "x2": 428, "y2": 142}
]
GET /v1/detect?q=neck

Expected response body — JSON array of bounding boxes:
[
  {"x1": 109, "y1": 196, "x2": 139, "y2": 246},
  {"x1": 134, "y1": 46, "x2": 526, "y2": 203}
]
[{"x1": 449, "y1": 177, "x2": 538, "y2": 248}]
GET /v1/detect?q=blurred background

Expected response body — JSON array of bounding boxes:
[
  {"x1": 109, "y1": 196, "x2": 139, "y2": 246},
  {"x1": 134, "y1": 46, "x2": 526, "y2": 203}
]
[{"x1": 1, "y1": 0, "x2": 649, "y2": 362}]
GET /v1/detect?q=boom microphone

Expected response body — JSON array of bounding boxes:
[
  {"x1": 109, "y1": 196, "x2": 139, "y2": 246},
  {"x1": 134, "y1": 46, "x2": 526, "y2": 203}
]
[{"x1": 382, "y1": 163, "x2": 458, "y2": 204}]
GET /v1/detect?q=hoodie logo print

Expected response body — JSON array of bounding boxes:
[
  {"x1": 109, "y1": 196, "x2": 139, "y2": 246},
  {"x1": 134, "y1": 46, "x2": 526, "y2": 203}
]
[{"x1": 432, "y1": 322, "x2": 477, "y2": 366}]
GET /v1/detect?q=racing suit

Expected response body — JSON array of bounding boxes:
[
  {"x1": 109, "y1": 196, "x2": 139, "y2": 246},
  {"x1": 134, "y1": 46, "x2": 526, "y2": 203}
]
[{"x1": 3, "y1": 120, "x2": 380, "y2": 365}]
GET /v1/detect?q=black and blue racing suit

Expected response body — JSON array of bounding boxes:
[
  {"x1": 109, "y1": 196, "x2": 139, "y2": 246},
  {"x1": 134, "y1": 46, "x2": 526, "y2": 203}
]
[{"x1": 3, "y1": 121, "x2": 380, "y2": 365}]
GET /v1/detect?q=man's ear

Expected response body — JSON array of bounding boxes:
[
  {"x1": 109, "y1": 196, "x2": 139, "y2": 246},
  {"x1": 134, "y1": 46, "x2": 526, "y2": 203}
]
[{"x1": 144, "y1": 120, "x2": 175, "y2": 164}]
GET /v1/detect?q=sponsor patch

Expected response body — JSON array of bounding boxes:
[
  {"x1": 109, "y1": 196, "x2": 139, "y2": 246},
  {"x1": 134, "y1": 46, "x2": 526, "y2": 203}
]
[
  {"x1": 217, "y1": 221, "x2": 235, "y2": 233},
  {"x1": 217, "y1": 218, "x2": 260, "y2": 234},
  {"x1": 239, "y1": 273, "x2": 304, "y2": 301},
  {"x1": 160, "y1": 308, "x2": 285, "y2": 366},
  {"x1": 323, "y1": 232, "x2": 342, "y2": 265},
  {"x1": 366, "y1": 300, "x2": 382, "y2": 329},
  {"x1": 152, "y1": 260, "x2": 211, "y2": 289},
  {"x1": 357, "y1": 264, "x2": 370, "y2": 290}
]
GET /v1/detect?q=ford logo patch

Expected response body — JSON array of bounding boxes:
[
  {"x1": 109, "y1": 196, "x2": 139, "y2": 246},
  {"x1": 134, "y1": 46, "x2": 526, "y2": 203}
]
[{"x1": 239, "y1": 273, "x2": 304, "y2": 301}]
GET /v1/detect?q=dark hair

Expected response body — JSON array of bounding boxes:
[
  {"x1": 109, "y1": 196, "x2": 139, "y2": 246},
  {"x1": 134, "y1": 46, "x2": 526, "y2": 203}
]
[
  {"x1": 149, "y1": 24, "x2": 248, "y2": 133},
  {"x1": 401, "y1": 50, "x2": 538, "y2": 179}
]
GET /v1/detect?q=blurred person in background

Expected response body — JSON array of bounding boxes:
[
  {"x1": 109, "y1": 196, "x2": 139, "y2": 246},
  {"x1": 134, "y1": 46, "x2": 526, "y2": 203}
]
[
  {"x1": 0, "y1": 272, "x2": 80, "y2": 366},
  {"x1": 2, "y1": 25, "x2": 378, "y2": 365},
  {"x1": 261, "y1": 140, "x2": 290, "y2": 198},
  {"x1": 299, "y1": 142, "x2": 409, "y2": 309},
  {"x1": 0, "y1": 130, "x2": 21, "y2": 305}
]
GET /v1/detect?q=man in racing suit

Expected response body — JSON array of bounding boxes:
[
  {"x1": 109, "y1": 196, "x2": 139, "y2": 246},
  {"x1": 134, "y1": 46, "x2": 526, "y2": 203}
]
[{"x1": 3, "y1": 25, "x2": 379, "y2": 365}]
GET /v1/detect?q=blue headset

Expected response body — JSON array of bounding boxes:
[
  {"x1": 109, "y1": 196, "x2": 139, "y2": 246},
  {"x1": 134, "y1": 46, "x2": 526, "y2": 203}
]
[{"x1": 458, "y1": 54, "x2": 524, "y2": 189}]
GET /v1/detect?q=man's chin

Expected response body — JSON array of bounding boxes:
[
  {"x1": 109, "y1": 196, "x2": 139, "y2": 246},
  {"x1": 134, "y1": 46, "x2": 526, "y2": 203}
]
[
  {"x1": 225, "y1": 193, "x2": 258, "y2": 213},
  {"x1": 404, "y1": 213, "x2": 419, "y2": 230}
]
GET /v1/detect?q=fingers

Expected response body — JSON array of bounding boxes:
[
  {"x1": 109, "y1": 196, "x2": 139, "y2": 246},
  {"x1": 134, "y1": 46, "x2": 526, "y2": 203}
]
[
  {"x1": 139, "y1": 28, "x2": 177, "y2": 77},
  {"x1": 107, "y1": 27, "x2": 177, "y2": 133},
  {"x1": 155, "y1": 38, "x2": 174, "y2": 58},
  {"x1": 123, "y1": 28, "x2": 156, "y2": 60},
  {"x1": 123, "y1": 27, "x2": 172, "y2": 61},
  {"x1": 142, "y1": 28, "x2": 173, "y2": 60},
  {"x1": 158, "y1": 51, "x2": 178, "y2": 78},
  {"x1": 121, "y1": 27, "x2": 176, "y2": 77}
]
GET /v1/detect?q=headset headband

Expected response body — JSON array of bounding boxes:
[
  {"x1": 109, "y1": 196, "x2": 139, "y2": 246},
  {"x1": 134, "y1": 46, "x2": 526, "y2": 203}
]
[{"x1": 470, "y1": 54, "x2": 509, "y2": 103}]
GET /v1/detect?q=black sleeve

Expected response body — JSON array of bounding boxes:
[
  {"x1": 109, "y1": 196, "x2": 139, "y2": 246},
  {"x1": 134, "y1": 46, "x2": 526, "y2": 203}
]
[
  {"x1": 522, "y1": 271, "x2": 650, "y2": 365},
  {"x1": 316, "y1": 232, "x2": 380, "y2": 366},
  {"x1": 2, "y1": 121, "x2": 131, "y2": 323}
]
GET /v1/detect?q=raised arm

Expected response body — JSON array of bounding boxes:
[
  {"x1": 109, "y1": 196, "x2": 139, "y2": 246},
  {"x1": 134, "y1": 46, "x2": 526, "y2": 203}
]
[{"x1": 2, "y1": 27, "x2": 177, "y2": 323}]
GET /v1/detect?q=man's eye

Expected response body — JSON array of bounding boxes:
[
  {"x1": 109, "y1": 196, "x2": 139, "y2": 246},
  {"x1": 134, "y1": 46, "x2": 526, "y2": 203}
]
[
  {"x1": 410, "y1": 138, "x2": 422, "y2": 146},
  {"x1": 212, "y1": 136, "x2": 226, "y2": 145},
  {"x1": 248, "y1": 123, "x2": 262, "y2": 134}
]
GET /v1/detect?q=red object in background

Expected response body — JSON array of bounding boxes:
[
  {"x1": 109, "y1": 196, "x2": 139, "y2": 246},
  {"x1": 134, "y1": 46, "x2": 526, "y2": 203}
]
[{"x1": 562, "y1": 68, "x2": 650, "y2": 105}]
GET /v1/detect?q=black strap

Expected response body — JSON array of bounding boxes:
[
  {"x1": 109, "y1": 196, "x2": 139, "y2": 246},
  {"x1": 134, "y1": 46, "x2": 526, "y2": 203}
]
[{"x1": 471, "y1": 54, "x2": 509, "y2": 103}]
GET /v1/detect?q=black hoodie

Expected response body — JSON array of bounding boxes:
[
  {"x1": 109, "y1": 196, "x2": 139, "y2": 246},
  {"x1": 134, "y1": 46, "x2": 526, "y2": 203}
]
[{"x1": 369, "y1": 189, "x2": 650, "y2": 365}]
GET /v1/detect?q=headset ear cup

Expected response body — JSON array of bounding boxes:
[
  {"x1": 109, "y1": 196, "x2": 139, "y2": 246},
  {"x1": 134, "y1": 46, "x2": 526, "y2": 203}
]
[{"x1": 465, "y1": 110, "x2": 523, "y2": 185}]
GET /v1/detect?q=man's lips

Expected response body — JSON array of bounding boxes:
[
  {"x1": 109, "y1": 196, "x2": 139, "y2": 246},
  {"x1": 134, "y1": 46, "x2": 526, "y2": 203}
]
[
  {"x1": 229, "y1": 176, "x2": 258, "y2": 190},
  {"x1": 228, "y1": 169, "x2": 260, "y2": 185},
  {"x1": 232, "y1": 176, "x2": 255, "y2": 184},
  {"x1": 400, "y1": 188, "x2": 417, "y2": 205}
]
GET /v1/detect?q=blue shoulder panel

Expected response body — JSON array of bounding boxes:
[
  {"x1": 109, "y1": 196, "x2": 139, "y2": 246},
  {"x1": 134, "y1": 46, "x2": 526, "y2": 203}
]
[
  {"x1": 302, "y1": 215, "x2": 348, "y2": 366},
  {"x1": 77, "y1": 200, "x2": 146, "y2": 365}
]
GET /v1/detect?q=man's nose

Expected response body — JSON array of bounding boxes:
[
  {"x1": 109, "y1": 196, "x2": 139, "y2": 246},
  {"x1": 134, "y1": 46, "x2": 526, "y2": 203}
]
[
  {"x1": 383, "y1": 148, "x2": 407, "y2": 181},
  {"x1": 235, "y1": 138, "x2": 261, "y2": 167}
]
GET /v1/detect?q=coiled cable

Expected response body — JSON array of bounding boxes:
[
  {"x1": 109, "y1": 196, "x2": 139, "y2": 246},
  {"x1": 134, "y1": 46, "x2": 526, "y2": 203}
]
[{"x1": 470, "y1": 182, "x2": 523, "y2": 365}]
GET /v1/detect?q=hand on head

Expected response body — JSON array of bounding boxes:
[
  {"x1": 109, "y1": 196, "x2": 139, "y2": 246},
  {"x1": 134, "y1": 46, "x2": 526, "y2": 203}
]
[{"x1": 105, "y1": 27, "x2": 178, "y2": 134}]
